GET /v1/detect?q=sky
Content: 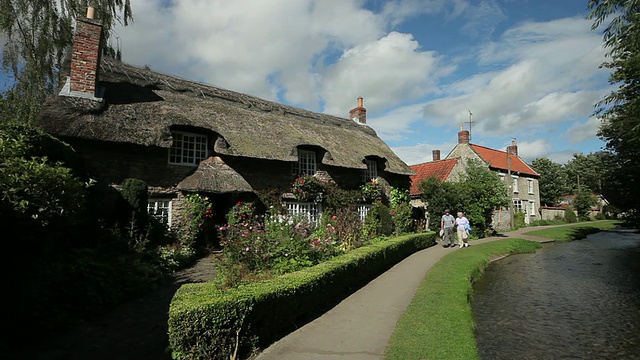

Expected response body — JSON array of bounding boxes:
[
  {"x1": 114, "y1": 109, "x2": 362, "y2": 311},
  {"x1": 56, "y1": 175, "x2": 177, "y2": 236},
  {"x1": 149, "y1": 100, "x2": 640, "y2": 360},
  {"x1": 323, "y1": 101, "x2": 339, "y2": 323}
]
[{"x1": 107, "y1": 0, "x2": 612, "y2": 165}]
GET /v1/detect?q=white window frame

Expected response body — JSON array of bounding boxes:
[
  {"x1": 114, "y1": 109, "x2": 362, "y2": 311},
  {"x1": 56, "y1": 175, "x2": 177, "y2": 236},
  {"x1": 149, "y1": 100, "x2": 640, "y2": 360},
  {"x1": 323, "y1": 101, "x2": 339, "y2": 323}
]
[
  {"x1": 512, "y1": 175, "x2": 519, "y2": 193},
  {"x1": 169, "y1": 131, "x2": 208, "y2": 166},
  {"x1": 292, "y1": 149, "x2": 317, "y2": 176},
  {"x1": 148, "y1": 199, "x2": 172, "y2": 227},
  {"x1": 528, "y1": 200, "x2": 535, "y2": 216},
  {"x1": 527, "y1": 179, "x2": 534, "y2": 194},
  {"x1": 512, "y1": 198, "x2": 523, "y2": 213},
  {"x1": 362, "y1": 160, "x2": 378, "y2": 183},
  {"x1": 357, "y1": 204, "x2": 372, "y2": 222},
  {"x1": 286, "y1": 202, "x2": 322, "y2": 227}
]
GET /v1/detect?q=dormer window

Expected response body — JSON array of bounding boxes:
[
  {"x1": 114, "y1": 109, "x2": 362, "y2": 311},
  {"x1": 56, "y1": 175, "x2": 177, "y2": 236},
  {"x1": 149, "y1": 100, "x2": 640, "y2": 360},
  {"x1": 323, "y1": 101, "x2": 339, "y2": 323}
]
[
  {"x1": 169, "y1": 131, "x2": 208, "y2": 166},
  {"x1": 362, "y1": 159, "x2": 378, "y2": 182},
  {"x1": 293, "y1": 149, "x2": 317, "y2": 176}
]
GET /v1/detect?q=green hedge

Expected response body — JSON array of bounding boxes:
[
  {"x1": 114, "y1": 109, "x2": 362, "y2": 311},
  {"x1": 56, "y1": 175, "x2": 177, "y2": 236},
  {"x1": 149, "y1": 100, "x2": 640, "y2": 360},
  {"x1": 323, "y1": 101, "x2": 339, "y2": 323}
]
[{"x1": 168, "y1": 232, "x2": 436, "y2": 359}]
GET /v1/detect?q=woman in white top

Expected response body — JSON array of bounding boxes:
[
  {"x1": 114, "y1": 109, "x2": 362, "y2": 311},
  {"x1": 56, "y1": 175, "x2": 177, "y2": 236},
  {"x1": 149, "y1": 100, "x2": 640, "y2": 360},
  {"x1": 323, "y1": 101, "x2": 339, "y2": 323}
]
[{"x1": 455, "y1": 212, "x2": 470, "y2": 248}]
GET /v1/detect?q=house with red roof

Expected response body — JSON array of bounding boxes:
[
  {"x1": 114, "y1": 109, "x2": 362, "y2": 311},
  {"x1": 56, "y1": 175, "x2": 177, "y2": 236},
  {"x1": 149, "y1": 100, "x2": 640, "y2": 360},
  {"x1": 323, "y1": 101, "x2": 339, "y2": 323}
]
[{"x1": 410, "y1": 126, "x2": 541, "y2": 230}]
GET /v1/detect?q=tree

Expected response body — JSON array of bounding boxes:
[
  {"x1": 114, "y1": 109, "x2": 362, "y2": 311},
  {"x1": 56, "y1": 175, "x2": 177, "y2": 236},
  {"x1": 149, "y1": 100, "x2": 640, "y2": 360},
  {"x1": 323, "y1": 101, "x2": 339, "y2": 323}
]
[
  {"x1": 0, "y1": 0, "x2": 132, "y2": 123},
  {"x1": 574, "y1": 186, "x2": 597, "y2": 221},
  {"x1": 417, "y1": 176, "x2": 461, "y2": 228},
  {"x1": 588, "y1": 0, "x2": 640, "y2": 226},
  {"x1": 458, "y1": 160, "x2": 509, "y2": 236},
  {"x1": 531, "y1": 157, "x2": 570, "y2": 206},
  {"x1": 564, "y1": 152, "x2": 610, "y2": 194}
]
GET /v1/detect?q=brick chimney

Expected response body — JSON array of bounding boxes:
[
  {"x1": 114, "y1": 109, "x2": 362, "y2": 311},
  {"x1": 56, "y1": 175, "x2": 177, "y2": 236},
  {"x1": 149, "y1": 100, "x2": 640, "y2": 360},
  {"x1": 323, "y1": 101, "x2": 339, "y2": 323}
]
[
  {"x1": 458, "y1": 125, "x2": 470, "y2": 144},
  {"x1": 507, "y1": 139, "x2": 518, "y2": 156},
  {"x1": 432, "y1": 149, "x2": 440, "y2": 161},
  {"x1": 349, "y1": 97, "x2": 367, "y2": 124},
  {"x1": 69, "y1": 6, "x2": 103, "y2": 96}
]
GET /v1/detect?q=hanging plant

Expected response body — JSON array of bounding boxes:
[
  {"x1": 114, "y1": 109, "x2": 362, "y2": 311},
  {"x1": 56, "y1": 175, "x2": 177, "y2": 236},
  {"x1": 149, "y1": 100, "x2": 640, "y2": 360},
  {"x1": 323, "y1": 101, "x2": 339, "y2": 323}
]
[
  {"x1": 360, "y1": 179, "x2": 383, "y2": 203},
  {"x1": 291, "y1": 175, "x2": 326, "y2": 202}
]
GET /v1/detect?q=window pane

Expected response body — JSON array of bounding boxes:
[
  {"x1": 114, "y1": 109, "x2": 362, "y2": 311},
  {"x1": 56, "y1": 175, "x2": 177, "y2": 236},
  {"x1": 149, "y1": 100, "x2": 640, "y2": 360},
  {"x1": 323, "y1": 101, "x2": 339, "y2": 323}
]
[{"x1": 169, "y1": 131, "x2": 208, "y2": 165}]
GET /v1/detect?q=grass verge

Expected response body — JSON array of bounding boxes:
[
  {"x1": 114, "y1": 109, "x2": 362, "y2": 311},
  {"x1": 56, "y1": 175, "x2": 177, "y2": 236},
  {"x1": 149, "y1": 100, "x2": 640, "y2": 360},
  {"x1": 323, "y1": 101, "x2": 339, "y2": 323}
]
[
  {"x1": 523, "y1": 220, "x2": 621, "y2": 241},
  {"x1": 384, "y1": 238, "x2": 542, "y2": 360}
]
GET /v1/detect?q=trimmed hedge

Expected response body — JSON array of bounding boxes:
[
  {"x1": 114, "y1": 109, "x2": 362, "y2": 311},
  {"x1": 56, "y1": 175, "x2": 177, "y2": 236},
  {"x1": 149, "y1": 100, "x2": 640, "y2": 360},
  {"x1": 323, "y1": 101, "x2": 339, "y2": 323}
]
[{"x1": 168, "y1": 232, "x2": 436, "y2": 359}]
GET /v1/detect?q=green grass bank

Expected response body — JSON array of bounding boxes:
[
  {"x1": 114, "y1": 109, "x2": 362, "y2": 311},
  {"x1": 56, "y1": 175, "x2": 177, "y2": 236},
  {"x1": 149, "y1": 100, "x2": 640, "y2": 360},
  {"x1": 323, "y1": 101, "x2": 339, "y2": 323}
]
[
  {"x1": 523, "y1": 220, "x2": 621, "y2": 241},
  {"x1": 384, "y1": 238, "x2": 542, "y2": 360}
]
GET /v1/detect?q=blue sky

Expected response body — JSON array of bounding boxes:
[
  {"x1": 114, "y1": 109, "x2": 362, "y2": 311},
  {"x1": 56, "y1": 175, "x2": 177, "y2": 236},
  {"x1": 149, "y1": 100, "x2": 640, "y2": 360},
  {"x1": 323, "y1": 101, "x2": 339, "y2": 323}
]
[{"x1": 78, "y1": 1, "x2": 614, "y2": 164}]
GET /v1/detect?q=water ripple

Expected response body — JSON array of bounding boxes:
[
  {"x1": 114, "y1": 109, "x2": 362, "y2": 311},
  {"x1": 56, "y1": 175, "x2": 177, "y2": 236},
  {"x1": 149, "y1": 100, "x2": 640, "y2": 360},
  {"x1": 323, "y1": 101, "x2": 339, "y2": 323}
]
[{"x1": 472, "y1": 230, "x2": 640, "y2": 360}]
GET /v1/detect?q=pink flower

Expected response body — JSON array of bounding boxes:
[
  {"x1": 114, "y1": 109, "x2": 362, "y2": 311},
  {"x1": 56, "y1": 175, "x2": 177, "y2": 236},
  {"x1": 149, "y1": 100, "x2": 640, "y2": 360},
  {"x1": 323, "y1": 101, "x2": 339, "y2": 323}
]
[{"x1": 332, "y1": 215, "x2": 337, "y2": 219}]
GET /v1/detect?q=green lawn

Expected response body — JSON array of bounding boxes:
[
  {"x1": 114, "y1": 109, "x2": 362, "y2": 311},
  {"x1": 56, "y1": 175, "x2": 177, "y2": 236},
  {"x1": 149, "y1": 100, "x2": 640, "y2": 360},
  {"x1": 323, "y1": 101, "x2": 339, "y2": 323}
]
[
  {"x1": 384, "y1": 239, "x2": 542, "y2": 360},
  {"x1": 523, "y1": 220, "x2": 621, "y2": 241}
]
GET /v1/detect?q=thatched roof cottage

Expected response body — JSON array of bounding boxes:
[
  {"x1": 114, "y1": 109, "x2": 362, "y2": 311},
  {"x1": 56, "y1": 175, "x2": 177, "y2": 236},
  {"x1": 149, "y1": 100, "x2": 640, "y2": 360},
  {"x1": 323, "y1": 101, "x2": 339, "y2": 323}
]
[{"x1": 36, "y1": 11, "x2": 413, "y2": 231}]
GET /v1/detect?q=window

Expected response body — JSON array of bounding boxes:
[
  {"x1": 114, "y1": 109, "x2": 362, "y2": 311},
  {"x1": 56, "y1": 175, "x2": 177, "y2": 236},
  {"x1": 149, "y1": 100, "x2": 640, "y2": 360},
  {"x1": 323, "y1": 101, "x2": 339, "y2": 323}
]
[
  {"x1": 286, "y1": 202, "x2": 322, "y2": 227},
  {"x1": 362, "y1": 160, "x2": 378, "y2": 183},
  {"x1": 528, "y1": 200, "x2": 535, "y2": 216},
  {"x1": 357, "y1": 204, "x2": 372, "y2": 221},
  {"x1": 512, "y1": 199, "x2": 523, "y2": 213},
  {"x1": 292, "y1": 149, "x2": 317, "y2": 176},
  {"x1": 148, "y1": 199, "x2": 172, "y2": 227},
  {"x1": 527, "y1": 179, "x2": 534, "y2": 194},
  {"x1": 512, "y1": 176, "x2": 519, "y2": 193},
  {"x1": 169, "y1": 131, "x2": 208, "y2": 166}
]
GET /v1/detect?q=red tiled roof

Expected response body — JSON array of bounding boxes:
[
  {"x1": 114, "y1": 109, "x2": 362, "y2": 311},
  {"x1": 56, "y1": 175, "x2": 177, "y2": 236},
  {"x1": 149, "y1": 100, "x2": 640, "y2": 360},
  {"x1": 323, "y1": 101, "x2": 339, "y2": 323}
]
[
  {"x1": 470, "y1": 144, "x2": 539, "y2": 177},
  {"x1": 409, "y1": 158, "x2": 459, "y2": 195}
]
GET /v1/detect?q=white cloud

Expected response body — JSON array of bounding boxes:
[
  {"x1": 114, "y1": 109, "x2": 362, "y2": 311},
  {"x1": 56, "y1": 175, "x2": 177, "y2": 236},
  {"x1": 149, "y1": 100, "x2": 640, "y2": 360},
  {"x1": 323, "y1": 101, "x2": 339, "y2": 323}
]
[
  {"x1": 514, "y1": 139, "x2": 551, "y2": 162},
  {"x1": 116, "y1": 0, "x2": 383, "y2": 107},
  {"x1": 419, "y1": 16, "x2": 611, "y2": 139},
  {"x1": 322, "y1": 32, "x2": 451, "y2": 116},
  {"x1": 566, "y1": 117, "x2": 603, "y2": 144},
  {"x1": 391, "y1": 141, "x2": 457, "y2": 165}
]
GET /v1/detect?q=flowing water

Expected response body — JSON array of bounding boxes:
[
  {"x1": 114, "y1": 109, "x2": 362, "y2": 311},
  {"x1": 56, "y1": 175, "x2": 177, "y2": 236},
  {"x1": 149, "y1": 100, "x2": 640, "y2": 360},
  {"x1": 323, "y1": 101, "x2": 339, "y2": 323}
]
[{"x1": 472, "y1": 229, "x2": 640, "y2": 360}]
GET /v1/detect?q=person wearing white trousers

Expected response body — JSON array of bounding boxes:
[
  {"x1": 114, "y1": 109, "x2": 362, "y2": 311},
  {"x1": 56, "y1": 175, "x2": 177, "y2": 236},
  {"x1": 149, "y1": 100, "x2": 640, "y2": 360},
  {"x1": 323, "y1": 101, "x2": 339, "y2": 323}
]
[{"x1": 455, "y1": 212, "x2": 470, "y2": 248}]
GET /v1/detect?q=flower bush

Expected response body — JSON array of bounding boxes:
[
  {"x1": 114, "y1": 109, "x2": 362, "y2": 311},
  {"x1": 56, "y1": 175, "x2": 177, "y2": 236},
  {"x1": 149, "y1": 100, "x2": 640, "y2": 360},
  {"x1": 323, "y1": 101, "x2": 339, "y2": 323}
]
[
  {"x1": 178, "y1": 194, "x2": 214, "y2": 252},
  {"x1": 360, "y1": 179, "x2": 383, "y2": 203},
  {"x1": 216, "y1": 203, "x2": 345, "y2": 287},
  {"x1": 291, "y1": 175, "x2": 326, "y2": 202}
]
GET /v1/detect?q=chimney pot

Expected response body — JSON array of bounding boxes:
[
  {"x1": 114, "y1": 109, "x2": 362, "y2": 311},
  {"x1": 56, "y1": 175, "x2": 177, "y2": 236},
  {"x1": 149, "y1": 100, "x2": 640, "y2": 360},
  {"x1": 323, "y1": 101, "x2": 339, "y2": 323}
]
[
  {"x1": 349, "y1": 97, "x2": 367, "y2": 124},
  {"x1": 86, "y1": 6, "x2": 95, "y2": 19},
  {"x1": 432, "y1": 149, "x2": 441, "y2": 161}
]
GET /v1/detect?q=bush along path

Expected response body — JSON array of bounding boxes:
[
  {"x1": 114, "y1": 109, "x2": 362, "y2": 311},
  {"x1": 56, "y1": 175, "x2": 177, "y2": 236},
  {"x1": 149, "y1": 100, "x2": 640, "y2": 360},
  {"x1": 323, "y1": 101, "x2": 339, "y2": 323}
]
[{"x1": 4, "y1": 255, "x2": 218, "y2": 360}]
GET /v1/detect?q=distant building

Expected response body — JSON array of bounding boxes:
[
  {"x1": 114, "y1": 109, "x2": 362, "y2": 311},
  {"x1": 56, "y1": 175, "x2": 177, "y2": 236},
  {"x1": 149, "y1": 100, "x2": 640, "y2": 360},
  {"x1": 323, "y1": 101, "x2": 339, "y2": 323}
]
[{"x1": 410, "y1": 126, "x2": 541, "y2": 230}]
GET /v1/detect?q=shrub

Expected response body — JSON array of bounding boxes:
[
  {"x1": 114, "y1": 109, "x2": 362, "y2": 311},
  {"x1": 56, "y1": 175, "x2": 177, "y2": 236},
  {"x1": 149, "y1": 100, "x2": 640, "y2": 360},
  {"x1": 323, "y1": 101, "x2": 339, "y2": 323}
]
[
  {"x1": 360, "y1": 179, "x2": 384, "y2": 203},
  {"x1": 513, "y1": 211, "x2": 526, "y2": 229},
  {"x1": 595, "y1": 213, "x2": 606, "y2": 220},
  {"x1": 121, "y1": 178, "x2": 149, "y2": 233},
  {"x1": 168, "y1": 233, "x2": 437, "y2": 360},
  {"x1": 564, "y1": 207, "x2": 578, "y2": 223},
  {"x1": 363, "y1": 201, "x2": 393, "y2": 239},
  {"x1": 291, "y1": 175, "x2": 326, "y2": 202},
  {"x1": 391, "y1": 202, "x2": 414, "y2": 236}
]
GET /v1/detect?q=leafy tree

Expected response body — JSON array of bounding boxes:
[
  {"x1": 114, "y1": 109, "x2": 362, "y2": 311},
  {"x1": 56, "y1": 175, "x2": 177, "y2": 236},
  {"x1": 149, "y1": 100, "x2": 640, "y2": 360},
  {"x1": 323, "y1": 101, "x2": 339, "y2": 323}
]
[
  {"x1": 588, "y1": 0, "x2": 640, "y2": 226},
  {"x1": 458, "y1": 160, "x2": 509, "y2": 236},
  {"x1": 417, "y1": 176, "x2": 461, "y2": 228},
  {"x1": 564, "y1": 152, "x2": 610, "y2": 194},
  {"x1": 0, "y1": 0, "x2": 133, "y2": 123},
  {"x1": 531, "y1": 157, "x2": 570, "y2": 206},
  {"x1": 574, "y1": 186, "x2": 597, "y2": 221}
]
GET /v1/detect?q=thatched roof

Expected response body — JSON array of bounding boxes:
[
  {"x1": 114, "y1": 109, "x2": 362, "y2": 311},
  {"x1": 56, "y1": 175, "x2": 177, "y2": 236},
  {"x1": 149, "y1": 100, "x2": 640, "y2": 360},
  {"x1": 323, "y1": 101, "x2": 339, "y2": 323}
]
[
  {"x1": 37, "y1": 57, "x2": 413, "y2": 176},
  {"x1": 177, "y1": 156, "x2": 253, "y2": 193}
]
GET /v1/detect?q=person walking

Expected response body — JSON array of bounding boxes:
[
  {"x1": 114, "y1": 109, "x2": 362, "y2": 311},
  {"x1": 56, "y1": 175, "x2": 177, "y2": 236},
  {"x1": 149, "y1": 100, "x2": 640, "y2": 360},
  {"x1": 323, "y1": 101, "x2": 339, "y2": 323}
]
[
  {"x1": 455, "y1": 212, "x2": 470, "y2": 248},
  {"x1": 440, "y1": 209, "x2": 455, "y2": 248}
]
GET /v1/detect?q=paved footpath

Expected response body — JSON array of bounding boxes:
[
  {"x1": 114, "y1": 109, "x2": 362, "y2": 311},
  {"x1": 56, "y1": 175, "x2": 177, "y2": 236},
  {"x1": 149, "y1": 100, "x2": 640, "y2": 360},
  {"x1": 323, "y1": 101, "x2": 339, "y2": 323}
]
[{"x1": 255, "y1": 226, "x2": 556, "y2": 360}]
